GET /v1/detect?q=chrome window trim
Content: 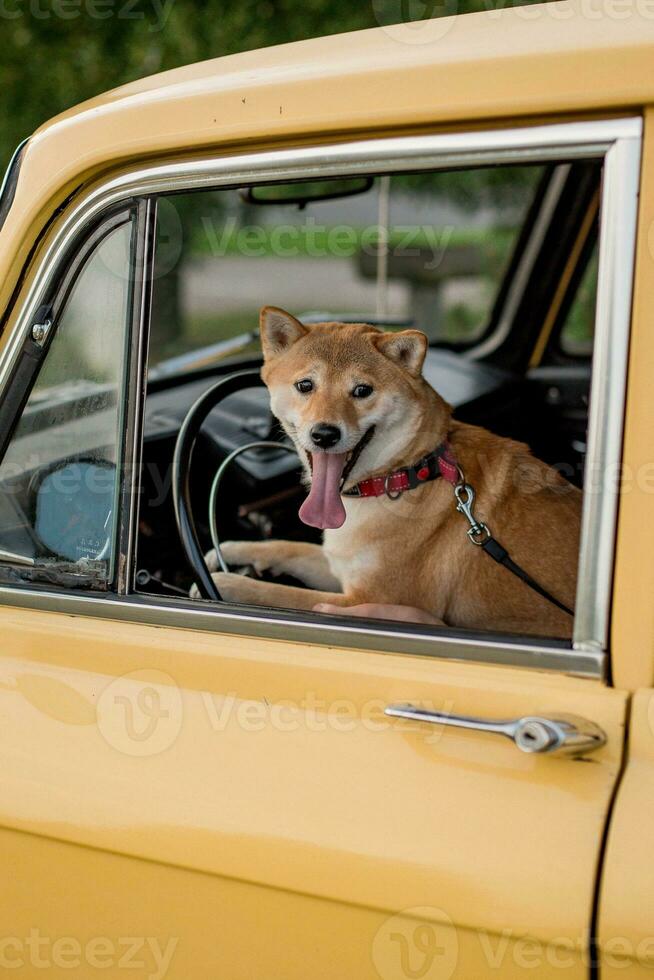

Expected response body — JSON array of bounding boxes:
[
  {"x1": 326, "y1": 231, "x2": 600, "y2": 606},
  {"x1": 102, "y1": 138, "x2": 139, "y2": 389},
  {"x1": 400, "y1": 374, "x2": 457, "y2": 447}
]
[
  {"x1": 0, "y1": 117, "x2": 639, "y2": 398},
  {"x1": 115, "y1": 198, "x2": 157, "y2": 594},
  {"x1": 572, "y1": 132, "x2": 641, "y2": 652},
  {"x1": 0, "y1": 117, "x2": 642, "y2": 677},
  {"x1": 0, "y1": 585, "x2": 602, "y2": 679}
]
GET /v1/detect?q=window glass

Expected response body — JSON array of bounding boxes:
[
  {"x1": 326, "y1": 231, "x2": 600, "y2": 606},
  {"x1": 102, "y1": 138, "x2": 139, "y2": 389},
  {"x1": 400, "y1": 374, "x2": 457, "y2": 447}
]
[
  {"x1": 149, "y1": 165, "x2": 544, "y2": 373},
  {"x1": 0, "y1": 218, "x2": 134, "y2": 585}
]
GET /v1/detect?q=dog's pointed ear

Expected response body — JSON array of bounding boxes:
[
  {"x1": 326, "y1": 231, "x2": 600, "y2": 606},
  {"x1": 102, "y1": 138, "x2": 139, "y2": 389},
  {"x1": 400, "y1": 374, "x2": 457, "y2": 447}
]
[
  {"x1": 373, "y1": 330, "x2": 428, "y2": 377},
  {"x1": 260, "y1": 307, "x2": 308, "y2": 360}
]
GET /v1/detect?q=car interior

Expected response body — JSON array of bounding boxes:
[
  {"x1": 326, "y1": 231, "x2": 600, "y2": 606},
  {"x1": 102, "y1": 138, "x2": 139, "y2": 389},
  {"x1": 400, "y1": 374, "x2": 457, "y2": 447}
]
[
  {"x1": 0, "y1": 158, "x2": 600, "y2": 631},
  {"x1": 135, "y1": 160, "x2": 599, "y2": 604}
]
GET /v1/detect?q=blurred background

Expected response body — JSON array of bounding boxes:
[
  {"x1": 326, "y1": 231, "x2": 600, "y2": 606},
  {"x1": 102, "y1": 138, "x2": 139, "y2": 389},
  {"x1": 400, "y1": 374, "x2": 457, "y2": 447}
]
[
  {"x1": 3, "y1": 0, "x2": 594, "y2": 366},
  {"x1": 0, "y1": 0, "x2": 552, "y2": 169}
]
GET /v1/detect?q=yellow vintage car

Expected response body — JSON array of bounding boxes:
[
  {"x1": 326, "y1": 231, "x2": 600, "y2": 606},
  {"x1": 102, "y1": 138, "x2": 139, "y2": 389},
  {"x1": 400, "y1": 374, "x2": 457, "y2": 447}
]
[{"x1": 0, "y1": 1, "x2": 652, "y2": 977}]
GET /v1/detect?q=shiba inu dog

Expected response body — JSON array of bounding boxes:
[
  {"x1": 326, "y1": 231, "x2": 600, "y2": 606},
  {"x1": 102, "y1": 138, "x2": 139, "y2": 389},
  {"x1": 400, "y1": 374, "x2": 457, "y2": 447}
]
[{"x1": 204, "y1": 306, "x2": 582, "y2": 637}]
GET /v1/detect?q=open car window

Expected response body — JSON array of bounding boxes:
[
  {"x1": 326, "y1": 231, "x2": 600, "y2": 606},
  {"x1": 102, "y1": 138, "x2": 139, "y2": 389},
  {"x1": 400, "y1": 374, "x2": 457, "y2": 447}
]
[
  {"x1": 148, "y1": 165, "x2": 544, "y2": 376},
  {"x1": 135, "y1": 160, "x2": 599, "y2": 644}
]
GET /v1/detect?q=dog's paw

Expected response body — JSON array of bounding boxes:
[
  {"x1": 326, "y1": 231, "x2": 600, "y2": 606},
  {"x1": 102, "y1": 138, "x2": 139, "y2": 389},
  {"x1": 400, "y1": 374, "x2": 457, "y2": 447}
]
[
  {"x1": 190, "y1": 545, "x2": 266, "y2": 600},
  {"x1": 203, "y1": 544, "x2": 261, "y2": 573},
  {"x1": 189, "y1": 571, "x2": 256, "y2": 603},
  {"x1": 219, "y1": 540, "x2": 250, "y2": 565},
  {"x1": 203, "y1": 548, "x2": 220, "y2": 573},
  {"x1": 220, "y1": 540, "x2": 279, "y2": 575},
  {"x1": 208, "y1": 571, "x2": 266, "y2": 605}
]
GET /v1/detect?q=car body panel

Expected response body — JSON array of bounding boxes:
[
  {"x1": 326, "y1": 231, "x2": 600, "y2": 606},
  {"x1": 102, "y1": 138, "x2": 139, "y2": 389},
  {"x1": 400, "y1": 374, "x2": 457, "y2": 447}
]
[
  {"x1": 0, "y1": 605, "x2": 627, "y2": 977},
  {"x1": 598, "y1": 691, "x2": 654, "y2": 976},
  {"x1": 611, "y1": 107, "x2": 654, "y2": 691},
  {"x1": 1, "y1": 825, "x2": 600, "y2": 980}
]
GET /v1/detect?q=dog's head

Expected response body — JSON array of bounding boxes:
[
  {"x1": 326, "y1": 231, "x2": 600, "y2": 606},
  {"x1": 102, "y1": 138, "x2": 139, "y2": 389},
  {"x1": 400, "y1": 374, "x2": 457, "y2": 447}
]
[{"x1": 260, "y1": 306, "x2": 439, "y2": 530}]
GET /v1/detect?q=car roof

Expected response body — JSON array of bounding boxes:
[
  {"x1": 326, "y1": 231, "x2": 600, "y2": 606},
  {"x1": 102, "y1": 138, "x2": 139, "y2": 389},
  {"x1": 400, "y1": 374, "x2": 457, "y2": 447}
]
[
  {"x1": 1, "y1": 0, "x2": 653, "y2": 319},
  {"x1": 37, "y1": 0, "x2": 654, "y2": 143}
]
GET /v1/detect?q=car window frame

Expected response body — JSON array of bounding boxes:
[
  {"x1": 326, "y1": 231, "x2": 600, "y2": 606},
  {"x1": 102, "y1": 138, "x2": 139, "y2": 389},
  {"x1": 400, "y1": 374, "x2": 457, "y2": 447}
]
[
  {"x1": 0, "y1": 118, "x2": 641, "y2": 680},
  {"x1": 0, "y1": 138, "x2": 29, "y2": 236},
  {"x1": 0, "y1": 204, "x2": 145, "y2": 589}
]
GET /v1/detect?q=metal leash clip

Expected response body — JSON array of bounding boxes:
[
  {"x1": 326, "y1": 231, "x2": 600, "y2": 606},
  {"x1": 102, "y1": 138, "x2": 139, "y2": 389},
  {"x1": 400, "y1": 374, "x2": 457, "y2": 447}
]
[{"x1": 454, "y1": 482, "x2": 491, "y2": 546}]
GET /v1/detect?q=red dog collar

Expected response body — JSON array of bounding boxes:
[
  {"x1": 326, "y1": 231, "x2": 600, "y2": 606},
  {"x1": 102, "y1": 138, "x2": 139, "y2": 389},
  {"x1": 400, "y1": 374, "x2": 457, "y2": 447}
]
[{"x1": 343, "y1": 441, "x2": 459, "y2": 499}]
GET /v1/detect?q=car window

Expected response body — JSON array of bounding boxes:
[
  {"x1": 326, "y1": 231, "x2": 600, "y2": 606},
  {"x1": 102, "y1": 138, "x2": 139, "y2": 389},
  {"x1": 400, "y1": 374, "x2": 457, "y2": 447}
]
[
  {"x1": 148, "y1": 165, "x2": 544, "y2": 373},
  {"x1": 0, "y1": 217, "x2": 135, "y2": 587},
  {"x1": 135, "y1": 160, "x2": 593, "y2": 644}
]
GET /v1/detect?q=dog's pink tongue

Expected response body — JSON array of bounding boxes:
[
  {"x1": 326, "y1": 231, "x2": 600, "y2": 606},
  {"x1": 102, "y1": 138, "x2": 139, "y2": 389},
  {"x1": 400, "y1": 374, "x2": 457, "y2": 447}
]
[{"x1": 299, "y1": 452, "x2": 348, "y2": 529}]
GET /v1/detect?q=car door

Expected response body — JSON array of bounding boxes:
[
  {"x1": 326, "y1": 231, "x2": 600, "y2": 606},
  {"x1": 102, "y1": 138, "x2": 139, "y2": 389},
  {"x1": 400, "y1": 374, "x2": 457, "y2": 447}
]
[{"x1": 0, "y1": 119, "x2": 639, "y2": 980}]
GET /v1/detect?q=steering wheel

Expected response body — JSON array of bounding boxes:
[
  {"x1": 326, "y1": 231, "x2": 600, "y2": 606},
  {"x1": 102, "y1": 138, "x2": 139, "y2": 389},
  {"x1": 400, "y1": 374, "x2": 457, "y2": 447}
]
[{"x1": 172, "y1": 369, "x2": 297, "y2": 600}]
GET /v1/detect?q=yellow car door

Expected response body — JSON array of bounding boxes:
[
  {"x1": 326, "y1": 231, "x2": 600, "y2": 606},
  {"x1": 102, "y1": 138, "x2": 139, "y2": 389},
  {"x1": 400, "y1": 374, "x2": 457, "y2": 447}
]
[
  {"x1": 0, "y1": 117, "x2": 639, "y2": 979},
  {"x1": 0, "y1": 608, "x2": 627, "y2": 980}
]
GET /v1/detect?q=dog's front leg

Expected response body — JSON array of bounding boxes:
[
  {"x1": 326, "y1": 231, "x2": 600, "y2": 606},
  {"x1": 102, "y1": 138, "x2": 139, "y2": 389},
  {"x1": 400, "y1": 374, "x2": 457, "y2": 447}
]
[
  {"x1": 207, "y1": 541, "x2": 341, "y2": 591},
  {"x1": 202, "y1": 571, "x2": 358, "y2": 612}
]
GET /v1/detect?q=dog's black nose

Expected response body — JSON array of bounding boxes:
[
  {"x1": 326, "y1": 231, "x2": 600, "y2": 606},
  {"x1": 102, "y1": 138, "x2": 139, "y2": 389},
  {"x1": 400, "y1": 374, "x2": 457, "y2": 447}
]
[{"x1": 310, "y1": 423, "x2": 341, "y2": 449}]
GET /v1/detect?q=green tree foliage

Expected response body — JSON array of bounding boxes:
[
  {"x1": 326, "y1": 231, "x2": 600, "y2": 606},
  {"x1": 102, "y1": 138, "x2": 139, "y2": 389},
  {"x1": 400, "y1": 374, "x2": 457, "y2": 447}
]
[
  {"x1": 1, "y1": 0, "x2": 553, "y2": 357},
  {"x1": 1, "y1": 0, "x2": 550, "y2": 172}
]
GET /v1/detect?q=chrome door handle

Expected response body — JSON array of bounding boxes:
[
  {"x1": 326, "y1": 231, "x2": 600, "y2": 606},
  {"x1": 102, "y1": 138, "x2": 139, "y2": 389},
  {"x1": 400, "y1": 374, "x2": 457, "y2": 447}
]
[{"x1": 384, "y1": 704, "x2": 606, "y2": 756}]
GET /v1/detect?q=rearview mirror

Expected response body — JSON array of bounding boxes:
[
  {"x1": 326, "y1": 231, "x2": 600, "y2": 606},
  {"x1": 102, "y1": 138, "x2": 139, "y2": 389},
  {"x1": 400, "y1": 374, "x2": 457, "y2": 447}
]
[{"x1": 239, "y1": 176, "x2": 374, "y2": 210}]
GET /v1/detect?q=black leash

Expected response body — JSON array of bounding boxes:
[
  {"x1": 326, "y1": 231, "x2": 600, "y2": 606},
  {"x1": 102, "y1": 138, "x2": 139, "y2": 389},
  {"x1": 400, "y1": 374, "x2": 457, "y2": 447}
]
[
  {"x1": 454, "y1": 482, "x2": 574, "y2": 618},
  {"x1": 480, "y1": 536, "x2": 574, "y2": 616}
]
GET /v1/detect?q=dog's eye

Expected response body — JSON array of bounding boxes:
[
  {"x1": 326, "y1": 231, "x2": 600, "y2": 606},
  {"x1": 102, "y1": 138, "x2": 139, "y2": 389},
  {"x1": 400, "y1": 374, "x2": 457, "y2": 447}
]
[
  {"x1": 295, "y1": 379, "x2": 313, "y2": 394},
  {"x1": 352, "y1": 384, "x2": 373, "y2": 399}
]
